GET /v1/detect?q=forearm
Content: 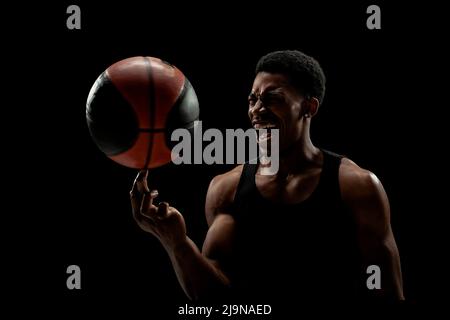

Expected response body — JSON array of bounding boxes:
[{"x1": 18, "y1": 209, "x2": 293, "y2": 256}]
[{"x1": 165, "y1": 237, "x2": 230, "y2": 301}]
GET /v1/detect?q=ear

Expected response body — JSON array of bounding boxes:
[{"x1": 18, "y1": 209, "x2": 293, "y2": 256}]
[{"x1": 302, "y1": 97, "x2": 320, "y2": 118}]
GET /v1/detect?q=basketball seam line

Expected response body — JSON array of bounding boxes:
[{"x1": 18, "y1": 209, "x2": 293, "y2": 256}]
[{"x1": 143, "y1": 57, "x2": 156, "y2": 169}]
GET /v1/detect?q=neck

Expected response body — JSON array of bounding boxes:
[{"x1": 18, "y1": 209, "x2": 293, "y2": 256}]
[
  {"x1": 259, "y1": 123, "x2": 322, "y2": 178},
  {"x1": 280, "y1": 136, "x2": 321, "y2": 175}
]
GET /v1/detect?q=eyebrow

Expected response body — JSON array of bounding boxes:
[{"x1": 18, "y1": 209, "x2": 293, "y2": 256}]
[{"x1": 249, "y1": 87, "x2": 285, "y2": 97}]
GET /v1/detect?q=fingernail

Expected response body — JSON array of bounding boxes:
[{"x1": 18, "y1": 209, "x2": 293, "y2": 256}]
[{"x1": 150, "y1": 190, "x2": 159, "y2": 197}]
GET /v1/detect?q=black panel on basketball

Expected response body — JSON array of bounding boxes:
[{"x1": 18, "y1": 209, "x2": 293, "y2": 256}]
[
  {"x1": 86, "y1": 72, "x2": 139, "y2": 156},
  {"x1": 165, "y1": 79, "x2": 200, "y2": 148}
]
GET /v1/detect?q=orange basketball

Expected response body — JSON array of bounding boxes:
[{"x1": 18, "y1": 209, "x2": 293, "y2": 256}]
[{"x1": 86, "y1": 56, "x2": 199, "y2": 169}]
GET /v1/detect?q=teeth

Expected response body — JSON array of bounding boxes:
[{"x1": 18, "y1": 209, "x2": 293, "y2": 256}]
[{"x1": 255, "y1": 124, "x2": 276, "y2": 129}]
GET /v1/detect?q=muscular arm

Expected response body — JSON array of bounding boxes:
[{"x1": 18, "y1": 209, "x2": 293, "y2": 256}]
[
  {"x1": 131, "y1": 168, "x2": 241, "y2": 301},
  {"x1": 340, "y1": 159, "x2": 404, "y2": 300},
  {"x1": 167, "y1": 212, "x2": 236, "y2": 301},
  {"x1": 165, "y1": 233, "x2": 230, "y2": 301}
]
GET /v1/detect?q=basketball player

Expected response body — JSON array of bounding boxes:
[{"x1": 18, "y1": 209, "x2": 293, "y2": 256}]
[{"x1": 130, "y1": 50, "x2": 404, "y2": 302}]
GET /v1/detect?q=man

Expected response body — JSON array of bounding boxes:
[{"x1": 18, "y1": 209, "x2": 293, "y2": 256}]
[{"x1": 130, "y1": 50, "x2": 404, "y2": 302}]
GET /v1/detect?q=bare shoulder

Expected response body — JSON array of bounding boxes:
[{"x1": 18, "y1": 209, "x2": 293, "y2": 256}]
[
  {"x1": 339, "y1": 158, "x2": 390, "y2": 232},
  {"x1": 205, "y1": 165, "x2": 244, "y2": 226},
  {"x1": 339, "y1": 158, "x2": 386, "y2": 203}
]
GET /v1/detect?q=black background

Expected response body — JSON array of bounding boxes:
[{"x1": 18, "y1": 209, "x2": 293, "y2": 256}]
[{"x1": 6, "y1": 0, "x2": 448, "y2": 314}]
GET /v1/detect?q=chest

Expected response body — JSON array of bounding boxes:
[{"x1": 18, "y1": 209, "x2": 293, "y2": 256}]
[{"x1": 254, "y1": 168, "x2": 322, "y2": 204}]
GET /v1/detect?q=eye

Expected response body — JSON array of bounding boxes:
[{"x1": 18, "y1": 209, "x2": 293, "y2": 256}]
[{"x1": 261, "y1": 93, "x2": 284, "y2": 105}]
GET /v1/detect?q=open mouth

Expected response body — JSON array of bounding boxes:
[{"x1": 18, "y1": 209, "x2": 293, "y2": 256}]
[{"x1": 253, "y1": 122, "x2": 277, "y2": 142}]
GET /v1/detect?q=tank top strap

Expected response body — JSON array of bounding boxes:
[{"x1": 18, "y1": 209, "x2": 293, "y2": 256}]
[
  {"x1": 231, "y1": 163, "x2": 258, "y2": 214},
  {"x1": 314, "y1": 149, "x2": 344, "y2": 203}
]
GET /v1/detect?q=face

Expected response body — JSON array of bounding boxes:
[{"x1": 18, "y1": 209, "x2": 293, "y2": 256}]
[{"x1": 248, "y1": 72, "x2": 307, "y2": 151}]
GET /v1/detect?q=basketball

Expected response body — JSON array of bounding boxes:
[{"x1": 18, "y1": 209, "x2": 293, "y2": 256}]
[{"x1": 86, "y1": 56, "x2": 199, "y2": 169}]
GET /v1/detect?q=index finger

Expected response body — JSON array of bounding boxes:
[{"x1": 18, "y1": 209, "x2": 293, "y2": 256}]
[
  {"x1": 130, "y1": 170, "x2": 148, "y2": 208},
  {"x1": 131, "y1": 170, "x2": 149, "y2": 195}
]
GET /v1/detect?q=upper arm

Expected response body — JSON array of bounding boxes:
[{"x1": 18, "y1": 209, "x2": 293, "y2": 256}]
[
  {"x1": 202, "y1": 166, "x2": 242, "y2": 271},
  {"x1": 340, "y1": 159, "x2": 404, "y2": 299},
  {"x1": 204, "y1": 166, "x2": 242, "y2": 227},
  {"x1": 341, "y1": 165, "x2": 391, "y2": 247}
]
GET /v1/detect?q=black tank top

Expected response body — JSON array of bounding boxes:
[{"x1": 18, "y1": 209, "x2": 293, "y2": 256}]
[{"x1": 229, "y1": 149, "x2": 360, "y2": 301}]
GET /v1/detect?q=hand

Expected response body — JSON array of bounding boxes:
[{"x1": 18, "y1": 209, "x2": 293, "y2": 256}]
[{"x1": 130, "y1": 170, "x2": 187, "y2": 251}]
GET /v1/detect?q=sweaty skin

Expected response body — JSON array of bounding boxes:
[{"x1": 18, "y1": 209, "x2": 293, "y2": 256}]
[{"x1": 131, "y1": 72, "x2": 404, "y2": 301}]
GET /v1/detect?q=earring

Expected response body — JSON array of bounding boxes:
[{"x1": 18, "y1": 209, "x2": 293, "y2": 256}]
[{"x1": 304, "y1": 113, "x2": 310, "y2": 118}]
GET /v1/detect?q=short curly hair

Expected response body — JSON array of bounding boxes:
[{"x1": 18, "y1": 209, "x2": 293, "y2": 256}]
[{"x1": 255, "y1": 50, "x2": 326, "y2": 104}]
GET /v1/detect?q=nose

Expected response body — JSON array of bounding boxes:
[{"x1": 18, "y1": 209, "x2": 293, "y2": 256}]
[{"x1": 249, "y1": 98, "x2": 268, "y2": 118}]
